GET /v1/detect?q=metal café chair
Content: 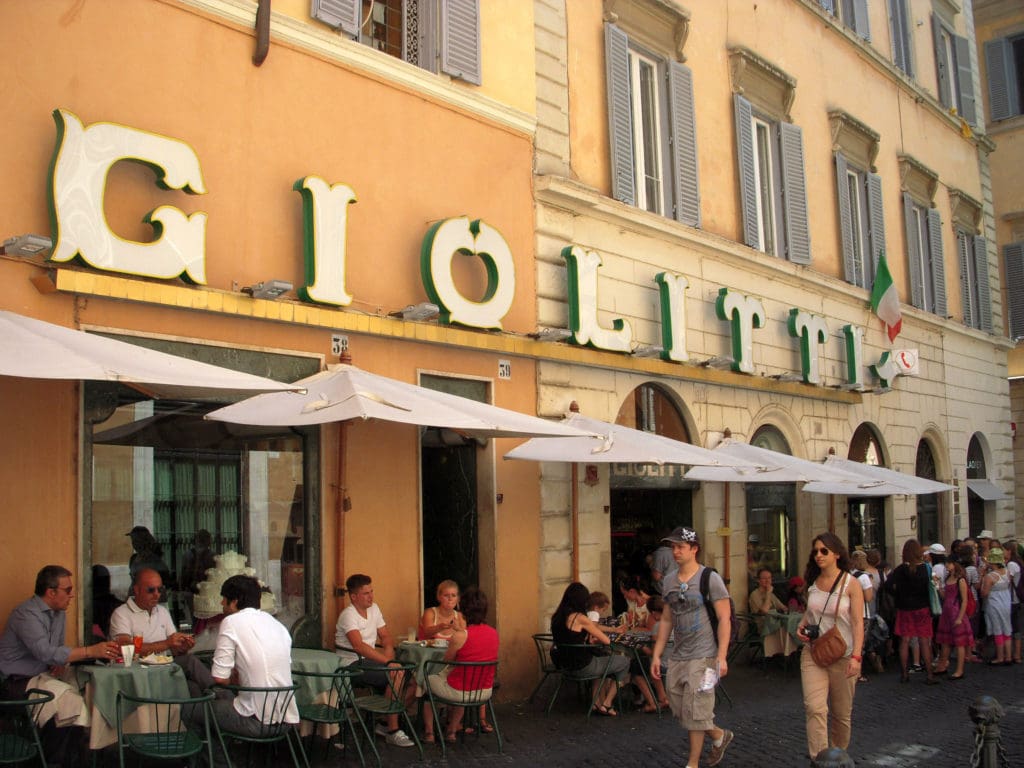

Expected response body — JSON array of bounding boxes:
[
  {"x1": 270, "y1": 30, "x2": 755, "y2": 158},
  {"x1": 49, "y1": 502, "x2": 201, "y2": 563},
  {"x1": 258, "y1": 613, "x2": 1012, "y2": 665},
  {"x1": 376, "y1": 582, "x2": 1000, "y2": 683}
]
[
  {"x1": 291, "y1": 667, "x2": 378, "y2": 767},
  {"x1": 528, "y1": 633, "x2": 562, "y2": 706},
  {"x1": 0, "y1": 687, "x2": 54, "y2": 766},
  {"x1": 350, "y1": 661, "x2": 423, "y2": 761},
  {"x1": 543, "y1": 643, "x2": 617, "y2": 718},
  {"x1": 212, "y1": 683, "x2": 308, "y2": 768},
  {"x1": 422, "y1": 659, "x2": 501, "y2": 758},
  {"x1": 115, "y1": 689, "x2": 221, "y2": 768}
]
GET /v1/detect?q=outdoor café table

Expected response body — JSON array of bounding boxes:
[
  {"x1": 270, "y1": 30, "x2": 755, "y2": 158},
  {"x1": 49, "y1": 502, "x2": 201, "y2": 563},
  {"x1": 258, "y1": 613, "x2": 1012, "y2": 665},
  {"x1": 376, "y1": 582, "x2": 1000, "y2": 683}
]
[
  {"x1": 78, "y1": 658, "x2": 189, "y2": 750},
  {"x1": 291, "y1": 647, "x2": 345, "y2": 739},
  {"x1": 609, "y1": 630, "x2": 661, "y2": 714},
  {"x1": 397, "y1": 640, "x2": 447, "y2": 696},
  {"x1": 761, "y1": 611, "x2": 801, "y2": 657}
]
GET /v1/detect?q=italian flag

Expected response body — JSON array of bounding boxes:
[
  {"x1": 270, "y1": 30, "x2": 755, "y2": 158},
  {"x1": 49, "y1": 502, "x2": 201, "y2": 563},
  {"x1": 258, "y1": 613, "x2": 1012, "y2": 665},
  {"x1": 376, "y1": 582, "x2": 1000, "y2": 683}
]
[{"x1": 870, "y1": 251, "x2": 902, "y2": 343}]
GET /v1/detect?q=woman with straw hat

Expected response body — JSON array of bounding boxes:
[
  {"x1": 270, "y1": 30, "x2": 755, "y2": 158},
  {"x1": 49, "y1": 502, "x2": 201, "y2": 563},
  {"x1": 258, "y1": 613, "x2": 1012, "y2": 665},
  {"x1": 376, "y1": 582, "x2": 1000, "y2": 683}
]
[{"x1": 980, "y1": 546, "x2": 1013, "y2": 665}]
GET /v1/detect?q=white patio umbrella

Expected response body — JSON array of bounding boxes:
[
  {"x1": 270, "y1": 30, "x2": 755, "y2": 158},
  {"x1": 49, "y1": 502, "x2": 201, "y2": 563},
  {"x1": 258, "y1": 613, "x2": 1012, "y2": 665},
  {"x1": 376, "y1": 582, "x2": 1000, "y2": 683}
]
[
  {"x1": 205, "y1": 364, "x2": 599, "y2": 438},
  {"x1": 684, "y1": 439, "x2": 858, "y2": 484},
  {"x1": 802, "y1": 456, "x2": 954, "y2": 496},
  {"x1": 0, "y1": 309, "x2": 299, "y2": 399},
  {"x1": 504, "y1": 413, "x2": 754, "y2": 466}
]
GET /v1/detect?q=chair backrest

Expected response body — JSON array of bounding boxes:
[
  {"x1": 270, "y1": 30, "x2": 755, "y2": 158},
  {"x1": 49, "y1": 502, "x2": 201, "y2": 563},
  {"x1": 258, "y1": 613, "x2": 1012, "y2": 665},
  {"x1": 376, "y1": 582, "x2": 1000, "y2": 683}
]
[
  {"x1": 532, "y1": 633, "x2": 557, "y2": 674},
  {"x1": 214, "y1": 684, "x2": 299, "y2": 741},
  {"x1": 116, "y1": 690, "x2": 215, "y2": 755},
  {"x1": 423, "y1": 659, "x2": 498, "y2": 706},
  {"x1": 291, "y1": 667, "x2": 360, "y2": 715},
  {"x1": 0, "y1": 689, "x2": 54, "y2": 763}
]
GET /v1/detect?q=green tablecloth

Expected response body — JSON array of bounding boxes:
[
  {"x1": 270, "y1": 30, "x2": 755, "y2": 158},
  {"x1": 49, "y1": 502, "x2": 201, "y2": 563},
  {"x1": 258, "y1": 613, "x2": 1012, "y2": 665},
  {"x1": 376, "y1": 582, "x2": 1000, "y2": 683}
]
[
  {"x1": 397, "y1": 641, "x2": 447, "y2": 692},
  {"x1": 762, "y1": 611, "x2": 802, "y2": 641},
  {"x1": 80, "y1": 662, "x2": 189, "y2": 728},
  {"x1": 291, "y1": 648, "x2": 343, "y2": 706}
]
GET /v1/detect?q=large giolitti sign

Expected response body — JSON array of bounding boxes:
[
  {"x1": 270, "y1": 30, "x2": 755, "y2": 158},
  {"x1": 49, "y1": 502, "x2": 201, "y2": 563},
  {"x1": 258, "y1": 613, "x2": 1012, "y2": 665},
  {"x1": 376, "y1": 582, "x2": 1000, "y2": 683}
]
[{"x1": 45, "y1": 109, "x2": 898, "y2": 390}]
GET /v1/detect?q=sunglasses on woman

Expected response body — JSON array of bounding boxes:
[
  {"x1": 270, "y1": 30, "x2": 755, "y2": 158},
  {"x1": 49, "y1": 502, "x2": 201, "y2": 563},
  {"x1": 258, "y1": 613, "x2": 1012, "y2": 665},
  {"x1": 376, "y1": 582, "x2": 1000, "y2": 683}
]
[{"x1": 812, "y1": 546, "x2": 831, "y2": 556}]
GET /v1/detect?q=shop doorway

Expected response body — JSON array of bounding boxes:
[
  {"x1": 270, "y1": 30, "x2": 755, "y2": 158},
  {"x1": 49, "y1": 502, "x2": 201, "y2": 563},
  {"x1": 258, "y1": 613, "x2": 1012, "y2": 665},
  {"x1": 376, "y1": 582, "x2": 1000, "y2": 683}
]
[
  {"x1": 916, "y1": 440, "x2": 941, "y2": 545},
  {"x1": 608, "y1": 384, "x2": 694, "y2": 611},
  {"x1": 745, "y1": 426, "x2": 797, "y2": 590},
  {"x1": 965, "y1": 435, "x2": 988, "y2": 537},
  {"x1": 419, "y1": 374, "x2": 493, "y2": 610},
  {"x1": 847, "y1": 424, "x2": 887, "y2": 561}
]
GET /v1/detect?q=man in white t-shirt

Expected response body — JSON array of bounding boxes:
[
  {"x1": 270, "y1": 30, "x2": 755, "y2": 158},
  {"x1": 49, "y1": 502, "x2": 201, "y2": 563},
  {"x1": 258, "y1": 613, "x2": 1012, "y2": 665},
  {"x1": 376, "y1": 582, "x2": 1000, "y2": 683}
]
[
  {"x1": 187, "y1": 574, "x2": 298, "y2": 760},
  {"x1": 334, "y1": 574, "x2": 414, "y2": 748},
  {"x1": 109, "y1": 569, "x2": 194, "y2": 657}
]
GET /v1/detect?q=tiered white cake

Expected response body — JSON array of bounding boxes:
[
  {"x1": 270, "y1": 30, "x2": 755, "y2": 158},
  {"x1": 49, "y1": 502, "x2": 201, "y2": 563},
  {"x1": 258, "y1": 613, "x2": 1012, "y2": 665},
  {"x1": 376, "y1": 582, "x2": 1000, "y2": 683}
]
[{"x1": 193, "y1": 550, "x2": 277, "y2": 617}]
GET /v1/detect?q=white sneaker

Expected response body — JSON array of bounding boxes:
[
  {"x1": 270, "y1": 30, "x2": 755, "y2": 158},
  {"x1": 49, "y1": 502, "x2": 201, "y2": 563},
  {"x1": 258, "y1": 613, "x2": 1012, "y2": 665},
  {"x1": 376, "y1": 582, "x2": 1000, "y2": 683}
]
[{"x1": 385, "y1": 728, "x2": 415, "y2": 748}]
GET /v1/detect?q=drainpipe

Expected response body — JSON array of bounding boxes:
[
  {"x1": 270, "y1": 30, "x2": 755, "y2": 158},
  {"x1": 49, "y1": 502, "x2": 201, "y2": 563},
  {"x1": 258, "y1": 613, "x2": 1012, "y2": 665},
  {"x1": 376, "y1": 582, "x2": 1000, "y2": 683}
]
[
  {"x1": 569, "y1": 402, "x2": 581, "y2": 582},
  {"x1": 335, "y1": 351, "x2": 352, "y2": 618},
  {"x1": 722, "y1": 428, "x2": 731, "y2": 584}
]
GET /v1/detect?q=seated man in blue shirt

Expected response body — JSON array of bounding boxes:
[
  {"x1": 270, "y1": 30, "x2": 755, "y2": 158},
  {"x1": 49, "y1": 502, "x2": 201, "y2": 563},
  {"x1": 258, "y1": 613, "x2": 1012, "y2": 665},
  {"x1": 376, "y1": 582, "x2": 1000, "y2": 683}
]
[{"x1": 0, "y1": 565, "x2": 120, "y2": 767}]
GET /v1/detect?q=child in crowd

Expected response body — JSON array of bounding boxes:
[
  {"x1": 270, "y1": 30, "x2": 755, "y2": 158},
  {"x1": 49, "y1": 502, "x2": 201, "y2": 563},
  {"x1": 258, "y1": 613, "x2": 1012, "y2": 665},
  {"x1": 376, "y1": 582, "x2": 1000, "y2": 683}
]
[
  {"x1": 587, "y1": 591, "x2": 611, "y2": 623},
  {"x1": 632, "y1": 596, "x2": 670, "y2": 713}
]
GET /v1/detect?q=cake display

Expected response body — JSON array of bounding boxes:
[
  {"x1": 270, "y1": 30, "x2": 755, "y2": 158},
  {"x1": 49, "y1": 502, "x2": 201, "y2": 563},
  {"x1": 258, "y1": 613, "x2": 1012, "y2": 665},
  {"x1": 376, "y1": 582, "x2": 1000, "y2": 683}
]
[{"x1": 193, "y1": 550, "x2": 277, "y2": 617}]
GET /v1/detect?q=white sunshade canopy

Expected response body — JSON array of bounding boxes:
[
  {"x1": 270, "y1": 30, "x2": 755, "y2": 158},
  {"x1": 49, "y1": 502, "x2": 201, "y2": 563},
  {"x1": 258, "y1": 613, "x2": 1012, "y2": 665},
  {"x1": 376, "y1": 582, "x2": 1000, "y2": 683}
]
[
  {"x1": 684, "y1": 439, "x2": 859, "y2": 484},
  {"x1": 966, "y1": 478, "x2": 1009, "y2": 501},
  {"x1": 206, "y1": 364, "x2": 600, "y2": 439},
  {"x1": 0, "y1": 309, "x2": 299, "y2": 400},
  {"x1": 504, "y1": 413, "x2": 755, "y2": 466},
  {"x1": 802, "y1": 456, "x2": 955, "y2": 496}
]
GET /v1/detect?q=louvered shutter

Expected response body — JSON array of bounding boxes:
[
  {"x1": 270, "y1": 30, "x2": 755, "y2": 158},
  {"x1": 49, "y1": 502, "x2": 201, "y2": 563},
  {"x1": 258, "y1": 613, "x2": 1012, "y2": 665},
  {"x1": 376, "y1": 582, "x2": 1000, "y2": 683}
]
[
  {"x1": 780, "y1": 121, "x2": 811, "y2": 265},
  {"x1": 867, "y1": 172, "x2": 886, "y2": 282},
  {"x1": 835, "y1": 153, "x2": 858, "y2": 284},
  {"x1": 668, "y1": 61, "x2": 701, "y2": 228},
  {"x1": 904, "y1": 193, "x2": 925, "y2": 309},
  {"x1": 311, "y1": 0, "x2": 361, "y2": 37},
  {"x1": 932, "y1": 16, "x2": 951, "y2": 108},
  {"x1": 928, "y1": 208, "x2": 947, "y2": 317},
  {"x1": 973, "y1": 236, "x2": 992, "y2": 332},
  {"x1": 605, "y1": 24, "x2": 635, "y2": 207},
  {"x1": 734, "y1": 95, "x2": 760, "y2": 250},
  {"x1": 819, "y1": 0, "x2": 836, "y2": 13},
  {"x1": 1005, "y1": 243, "x2": 1024, "y2": 339},
  {"x1": 851, "y1": 0, "x2": 870, "y2": 41},
  {"x1": 440, "y1": 0, "x2": 481, "y2": 85},
  {"x1": 953, "y1": 35, "x2": 976, "y2": 124},
  {"x1": 889, "y1": 0, "x2": 913, "y2": 77},
  {"x1": 958, "y1": 232, "x2": 975, "y2": 328},
  {"x1": 985, "y1": 38, "x2": 1019, "y2": 122}
]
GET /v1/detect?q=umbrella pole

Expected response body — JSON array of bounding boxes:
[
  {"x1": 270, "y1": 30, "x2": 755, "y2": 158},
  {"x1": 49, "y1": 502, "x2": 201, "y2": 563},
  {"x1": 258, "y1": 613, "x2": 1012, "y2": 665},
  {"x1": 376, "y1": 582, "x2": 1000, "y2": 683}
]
[
  {"x1": 828, "y1": 494, "x2": 835, "y2": 534},
  {"x1": 723, "y1": 481, "x2": 731, "y2": 584},
  {"x1": 336, "y1": 421, "x2": 348, "y2": 617},
  {"x1": 571, "y1": 463, "x2": 579, "y2": 582}
]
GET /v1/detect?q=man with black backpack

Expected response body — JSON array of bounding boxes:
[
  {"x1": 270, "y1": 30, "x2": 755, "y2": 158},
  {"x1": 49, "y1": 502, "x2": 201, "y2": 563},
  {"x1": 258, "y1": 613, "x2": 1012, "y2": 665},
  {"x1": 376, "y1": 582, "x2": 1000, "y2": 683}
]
[{"x1": 651, "y1": 527, "x2": 734, "y2": 768}]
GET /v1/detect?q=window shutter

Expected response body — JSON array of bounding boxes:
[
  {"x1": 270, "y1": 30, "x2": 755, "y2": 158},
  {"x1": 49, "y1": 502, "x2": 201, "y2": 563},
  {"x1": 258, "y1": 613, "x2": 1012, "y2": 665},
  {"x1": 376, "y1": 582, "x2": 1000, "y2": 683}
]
[
  {"x1": 605, "y1": 24, "x2": 635, "y2": 207},
  {"x1": 835, "y1": 153, "x2": 858, "y2": 284},
  {"x1": 851, "y1": 0, "x2": 871, "y2": 41},
  {"x1": 889, "y1": 0, "x2": 913, "y2": 77},
  {"x1": 928, "y1": 208, "x2": 947, "y2": 317},
  {"x1": 734, "y1": 95, "x2": 760, "y2": 250},
  {"x1": 819, "y1": 0, "x2": 836, "y2": 13},
  {"x1": 867, "y1": 172, "x2": 886, "y2": 282},
  {"x1": 668, "y1": 61, "x2": 701, "y2": 228},
  {"x1": 440, "y1": 0, "x2": 481, "y2": 85},
  {"x1": 932, "y1": 15, "x2": 951, "y2": 108},
  {"x1": 985, "y1": 38, "x2": 1019, "y2": 122},
  {"x1": 953, "y1": 35, "x2": 976, "y2": 124},
  {"x1": 311, "y1": 0, "x2": 361, "y2": 37},
  {"x1": 780, "y1": 122, "x2": 811, "y2": 265},
  {"x1": 904, "y1": 193, "x2": 924, "y2": 309},
  {"x1": 958, "y1": 232, "x2": 975, "y2": 328},
  {"x1": 973, "y1": 236, "x2": 992, "y2": 332},
  {"x1": 1005, "y1": 243, "x2": 1024, "y2": 339}
]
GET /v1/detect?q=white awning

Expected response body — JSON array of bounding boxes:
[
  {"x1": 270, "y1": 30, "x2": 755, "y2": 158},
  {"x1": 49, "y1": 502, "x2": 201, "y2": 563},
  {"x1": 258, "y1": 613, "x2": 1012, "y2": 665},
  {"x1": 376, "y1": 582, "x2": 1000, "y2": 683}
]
[
  {"x1": 0, "y1": 309, "x2": 300, "y2": 399},
  {"x1": 967, "y1": 479, "x2": 1009, "y2": 501},
  {"x1": 802, "y1": 457, "x2": 954, "y2": 496},
  {"x1": 504, "y1": 413, "x2": 754, "y2": 466},
  {"x1": 683, "y1": 439, "x2": 853, "y2": 484}
]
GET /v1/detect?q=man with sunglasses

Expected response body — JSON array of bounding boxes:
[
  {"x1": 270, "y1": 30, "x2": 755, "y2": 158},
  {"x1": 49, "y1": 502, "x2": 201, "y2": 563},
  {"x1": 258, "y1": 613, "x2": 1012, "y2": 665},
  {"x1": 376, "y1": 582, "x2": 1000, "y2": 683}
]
[
  {"x1": 0, "y1": 565, "x2": 120, "y2": 766},
  {"x1": 110, "y1": 568, "x2": 194, "y2": 656}
]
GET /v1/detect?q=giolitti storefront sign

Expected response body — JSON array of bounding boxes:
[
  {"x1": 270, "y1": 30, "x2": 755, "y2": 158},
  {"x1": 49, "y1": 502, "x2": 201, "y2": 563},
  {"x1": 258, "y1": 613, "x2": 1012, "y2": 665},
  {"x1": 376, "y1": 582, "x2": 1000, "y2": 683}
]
[{"x1": 45, "y1": 108, "x2": 898, "y2": 390}]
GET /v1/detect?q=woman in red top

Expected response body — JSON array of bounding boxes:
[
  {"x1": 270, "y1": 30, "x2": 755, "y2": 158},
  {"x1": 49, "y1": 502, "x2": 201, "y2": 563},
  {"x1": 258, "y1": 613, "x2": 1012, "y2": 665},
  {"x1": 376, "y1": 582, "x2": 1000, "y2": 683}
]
[{"x1": 425, "y1": 587, "x2": 499, "y2": 743}]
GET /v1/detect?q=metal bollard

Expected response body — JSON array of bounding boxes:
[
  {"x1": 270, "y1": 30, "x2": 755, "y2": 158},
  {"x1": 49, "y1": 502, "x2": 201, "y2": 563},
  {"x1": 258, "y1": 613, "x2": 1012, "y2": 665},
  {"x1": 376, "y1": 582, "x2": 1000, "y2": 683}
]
[
  {"x1": 811, "y1": 747, "x2": 855, "y2": 768},
  {"x1": 968, "y1": 695, "x2": 1007, "y2": 768}
]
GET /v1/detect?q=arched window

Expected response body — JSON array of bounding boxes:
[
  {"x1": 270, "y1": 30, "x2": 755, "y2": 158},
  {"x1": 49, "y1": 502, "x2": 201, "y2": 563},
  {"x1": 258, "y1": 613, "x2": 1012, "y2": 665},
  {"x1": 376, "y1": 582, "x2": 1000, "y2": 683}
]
[
  {"x1": 847, "y1": 425, "x2": 886, "y2": 560},
  {"x1": 915, "y1": 440, "x2": 940, "y2": 546},
  {"x1": 966, "y1": 435, "x2": 987, "y2": 537}
]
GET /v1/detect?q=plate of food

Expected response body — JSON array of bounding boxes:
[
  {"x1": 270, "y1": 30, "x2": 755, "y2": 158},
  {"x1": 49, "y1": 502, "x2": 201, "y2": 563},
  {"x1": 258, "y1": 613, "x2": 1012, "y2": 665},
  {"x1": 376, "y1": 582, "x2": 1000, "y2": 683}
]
[{"x1": 139, "y1": 654, "x2": 174, "y2": 665}]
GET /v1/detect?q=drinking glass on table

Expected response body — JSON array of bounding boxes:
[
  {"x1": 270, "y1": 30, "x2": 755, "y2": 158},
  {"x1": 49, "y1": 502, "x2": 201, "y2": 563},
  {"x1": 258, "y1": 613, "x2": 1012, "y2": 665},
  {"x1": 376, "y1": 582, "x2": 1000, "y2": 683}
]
[{"x1": 133, "y1": 635, "x2": 143, "y2": 658}]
